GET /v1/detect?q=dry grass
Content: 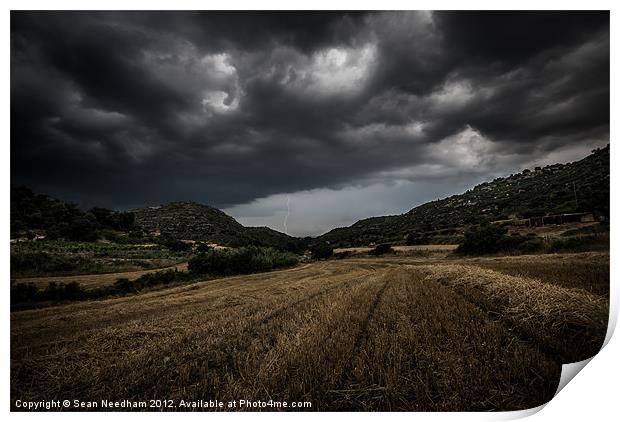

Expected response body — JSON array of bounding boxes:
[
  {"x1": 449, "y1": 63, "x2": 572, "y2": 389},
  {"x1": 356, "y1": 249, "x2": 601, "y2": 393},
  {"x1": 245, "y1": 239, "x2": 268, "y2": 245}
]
[
  {"x1": 327, "y1": 267, "x2": 559, "y2": 411},
  {"x1": 464, "y1": 252, "x2": 609, "y2": 296},
  {"x1": 11, "y1": 252, "x2": 608, "y2": 411},
  {"x1": 424, "y1": 264, "x2": 608, "y2": 362}
]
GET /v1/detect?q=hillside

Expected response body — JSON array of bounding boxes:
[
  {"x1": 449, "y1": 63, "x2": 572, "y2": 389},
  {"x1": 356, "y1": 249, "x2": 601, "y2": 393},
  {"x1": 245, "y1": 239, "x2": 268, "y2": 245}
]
[
  {"x1": 11, "y1": 186, "x2": 135, "y2": 241},
  {"x1": 11, "y1": 188, "x2": 304, "y2": 252},
  {"x1": 132, "y1": 202, "x2": 304, "y2": 251},
  {"x1": 131, "y1": 202, "x2": 245, "y2": 243},
  {"x1": 318, "y1": 145, "x2": 610, "y2": 247}
]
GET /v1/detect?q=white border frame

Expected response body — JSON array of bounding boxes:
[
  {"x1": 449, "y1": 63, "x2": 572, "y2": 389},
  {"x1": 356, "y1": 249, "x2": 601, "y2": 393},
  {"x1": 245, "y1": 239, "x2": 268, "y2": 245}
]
[{"x1": 3, "y1": 2, "x2": 616, "y2": 421}]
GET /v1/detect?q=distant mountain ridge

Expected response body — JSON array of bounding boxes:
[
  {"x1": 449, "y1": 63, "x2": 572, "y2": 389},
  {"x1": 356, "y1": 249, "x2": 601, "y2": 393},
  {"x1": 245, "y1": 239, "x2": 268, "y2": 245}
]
[{"x1": 317, "y1": 145, "x2": 610, "y2": 247}]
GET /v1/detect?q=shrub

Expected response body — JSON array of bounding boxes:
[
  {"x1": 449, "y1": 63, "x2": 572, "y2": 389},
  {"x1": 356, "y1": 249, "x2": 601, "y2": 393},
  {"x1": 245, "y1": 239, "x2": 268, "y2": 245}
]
[
  {"x1": 455, "y1": 225, "x2": 607, "y2": 256},
  {"x1": 11, "y1": 282, "x2": 38, "y2": 303},
  {"x1": 406, "y1": 232, "x2": 428, "y2": 245},
  {"x1": 11, "y1": 269, "x2": 199, "y2": 308},
  {"x1": 283, "y1": 240, "x2": 307, "y2": 255},
  {"x1": 114, "y1": 277, "x2": 138, "y2": 293},
  {"x1": 136, "y1": 269, "x2": 180, "y2": 286},
  {"x1": 41, "y1": 282, "x2": 62, "y2": 301},
  {"x1": 369, "y1": 243, "x2": 393, "y2": 255},
  {"x1": 117, "y1": 212, "x2": 136, "y2": 232},
  {"x1": 107, "y1": 270, "x2": 194, "y2": 297},
  {"x1": 11, "y1": 281, "x2": 86, "y2": 304},
  {"x1": 456, "y1": 225, "x2": 510, "y2": 255},
  {"x1": 64, "y1": 281, "x2": 86, "y2": 300},
  {"x1": 517, "y1": 238, "x2": 545, "y2": 253},
  {"x1": 548, "y1": 234, "x2": 609, "y2": 253},
  {"x1": 158, "y1": 235, "x2": 192, "y2": 253},
  {"x1": 310, "y1": 243, "x2": 333, "y2": 260},
  {"x1": 195, "y1": 242, "x2": 212, "y2": 253}
]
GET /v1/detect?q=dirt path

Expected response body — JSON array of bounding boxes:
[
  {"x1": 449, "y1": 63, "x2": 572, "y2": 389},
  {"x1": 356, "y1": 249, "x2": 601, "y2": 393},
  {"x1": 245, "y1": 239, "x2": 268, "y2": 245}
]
[{"x1": 11, "y1": 262, "x2": 189, "y2": 289}]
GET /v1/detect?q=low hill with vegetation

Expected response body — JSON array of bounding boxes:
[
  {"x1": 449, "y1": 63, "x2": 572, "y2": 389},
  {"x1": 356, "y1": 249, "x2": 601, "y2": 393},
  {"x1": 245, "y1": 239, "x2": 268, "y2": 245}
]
[
  {"x1": 318, "y1": 145, "x2": 609, "y2": 247},
  {"x1": 131, "y1": 201, "x2": 245, "y2": 243},
  {"x1": 131, "y1": 202, "x2": 305, "y2": 251},
  {"x1": 11, "y1": 186, "x2": 136, "y2": 242},
  {"x1": 11, "y1": 187, "x2": 305, "y2": 252}
]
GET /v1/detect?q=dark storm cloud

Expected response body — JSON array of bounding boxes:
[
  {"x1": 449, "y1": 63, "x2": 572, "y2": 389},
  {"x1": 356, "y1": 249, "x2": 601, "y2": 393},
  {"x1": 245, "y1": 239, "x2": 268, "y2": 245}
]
[
  {"x1": 435, "y1": 11, "x2": 608, "y2": 66},
  {"x1": 11, "y1": 11, "x2": 609, "y2": 214}
]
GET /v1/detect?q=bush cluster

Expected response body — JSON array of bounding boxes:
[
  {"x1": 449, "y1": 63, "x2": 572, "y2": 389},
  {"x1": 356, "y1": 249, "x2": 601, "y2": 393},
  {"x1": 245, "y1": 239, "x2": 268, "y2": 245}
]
[
  {"x1": 113, "y1": 269, "x2": 194, "y2": 293},
  {"x1": 156, "y1": 235, "x2": 192, "y2": 252},
  {"x1": 456, "y1": 225, "x2": 510, "y2": 255},
  {"x1": 11, "y1": 268, "x2": 195, "y2": 306},
  {"x1": 309, "y1": 243, "x2": 333, "y2": 260},
  {"x1": 11, "y1": 281, "x2": 87, "y2": 304},
  {"x1": 188, "y1": 246, "x2": 299, "y2": 275},
  {"x1": 369, "y1": 243, "x2": 393, "y2": 256},
  {"x1": 406, "y1": 232, "x2": 429, "y2": 245},
  {"x1": 11, "y1": 246, "x2": 301, "y2": 308},
  {"x1": 10, "y1": 252, "x2": 100, "y2": 276},
  {"x1": 456, "y1": 225, "x2": 547, "y2": 255},
  {"x1": 456, "y1": 225, "x2": 609, "y2": 256},
  {"x1": 548, "y1": 234, "x2": 609, "y2": 253}
]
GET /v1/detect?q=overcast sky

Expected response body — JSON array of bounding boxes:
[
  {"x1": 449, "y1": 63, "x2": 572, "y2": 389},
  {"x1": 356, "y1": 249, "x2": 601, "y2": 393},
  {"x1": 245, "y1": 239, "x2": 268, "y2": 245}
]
[{"x1": 11, "y1": 11, "x2": 609, "y2": 236}]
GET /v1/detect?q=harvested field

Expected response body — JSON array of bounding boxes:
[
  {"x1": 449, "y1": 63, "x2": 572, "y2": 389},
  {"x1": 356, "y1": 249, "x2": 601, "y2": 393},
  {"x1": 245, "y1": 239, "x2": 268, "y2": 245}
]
[
  {"x1": 335, "y1": 245, "x2": 458, "y2": 254},
  {"x1": 465, "y1": 252, "x2": 609, "y2": 296},
  {"x1": 11, "y1": 252, "x2": 608, "y2": 411},
  {"x1": 422, "y1": 264, "x2": 608, "y2": 362}
]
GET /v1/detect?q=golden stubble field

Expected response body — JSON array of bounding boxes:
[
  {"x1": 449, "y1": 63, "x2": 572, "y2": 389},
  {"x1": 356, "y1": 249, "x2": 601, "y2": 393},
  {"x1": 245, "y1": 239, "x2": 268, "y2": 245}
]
[{"x1": 11, "y1": 252, "x2": 609, "y2": 411}]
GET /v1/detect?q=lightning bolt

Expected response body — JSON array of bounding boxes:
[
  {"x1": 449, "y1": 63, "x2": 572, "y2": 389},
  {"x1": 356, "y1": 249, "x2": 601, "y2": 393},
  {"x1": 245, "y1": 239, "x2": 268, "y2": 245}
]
[{"x1": 283, "y1": 195, "x2": 291, "y2": 235}]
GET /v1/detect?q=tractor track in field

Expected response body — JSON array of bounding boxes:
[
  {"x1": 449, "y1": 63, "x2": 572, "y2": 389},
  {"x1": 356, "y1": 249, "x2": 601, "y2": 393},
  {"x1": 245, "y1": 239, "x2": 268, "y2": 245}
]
[{"x1": 329, "y1": 274, "x2": 391, "y2": 403}]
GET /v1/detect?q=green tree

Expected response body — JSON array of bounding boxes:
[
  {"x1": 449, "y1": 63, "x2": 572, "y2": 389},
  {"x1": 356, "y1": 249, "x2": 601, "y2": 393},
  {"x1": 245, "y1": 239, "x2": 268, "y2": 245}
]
[
  {"x1": 456, "y1": 224, "x2": 508, "y2": 255},
  {"x1": 310, "y1": 243, "x2": 333, "y2": 260}
]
